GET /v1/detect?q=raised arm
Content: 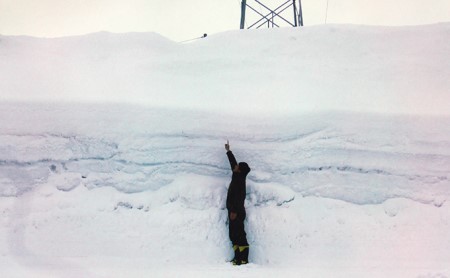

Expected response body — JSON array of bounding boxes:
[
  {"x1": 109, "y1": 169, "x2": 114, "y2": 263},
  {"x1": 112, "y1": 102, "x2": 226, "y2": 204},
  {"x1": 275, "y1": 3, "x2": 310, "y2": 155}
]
[{"x1": 225, "y1": 140, "x2": 237, "y2": 171}]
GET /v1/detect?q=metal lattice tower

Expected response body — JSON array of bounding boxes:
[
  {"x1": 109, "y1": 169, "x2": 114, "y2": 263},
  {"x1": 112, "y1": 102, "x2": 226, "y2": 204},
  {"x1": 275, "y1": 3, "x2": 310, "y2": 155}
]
[{"x1": 240, "y1": 0, "x2": 303, "y2": 29}]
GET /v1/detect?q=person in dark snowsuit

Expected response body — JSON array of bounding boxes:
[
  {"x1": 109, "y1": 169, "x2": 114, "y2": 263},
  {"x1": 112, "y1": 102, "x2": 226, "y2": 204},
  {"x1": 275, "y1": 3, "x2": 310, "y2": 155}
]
[{"x1": 225, "y1": 140, "x2": 251, "y2": 265}]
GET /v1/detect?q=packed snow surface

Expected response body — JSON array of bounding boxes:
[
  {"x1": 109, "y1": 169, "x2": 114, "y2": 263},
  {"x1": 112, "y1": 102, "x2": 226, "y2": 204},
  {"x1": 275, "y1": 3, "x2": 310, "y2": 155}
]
[
  {"x1": 1, "y1": 24, "x2": 449, "y2": 115},
  {"x1": 1, "y1": 23, "x2": 450, "y2": 277}
]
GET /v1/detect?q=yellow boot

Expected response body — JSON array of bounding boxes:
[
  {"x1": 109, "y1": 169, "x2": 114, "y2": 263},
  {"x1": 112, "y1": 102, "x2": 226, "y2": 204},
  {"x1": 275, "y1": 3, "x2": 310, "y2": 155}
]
[
  {"x1": 231, "y1": 245, "x2": 240, "y2": 265},
  {"x1": 238, "y1": 246, "x2": 249, "y2": 265}
]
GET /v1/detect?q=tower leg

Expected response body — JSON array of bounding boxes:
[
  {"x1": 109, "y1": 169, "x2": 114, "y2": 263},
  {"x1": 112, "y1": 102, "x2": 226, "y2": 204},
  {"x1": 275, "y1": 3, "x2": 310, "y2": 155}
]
[{"x1": 240, "y1": 0, "x2": 247, "y2": 29}]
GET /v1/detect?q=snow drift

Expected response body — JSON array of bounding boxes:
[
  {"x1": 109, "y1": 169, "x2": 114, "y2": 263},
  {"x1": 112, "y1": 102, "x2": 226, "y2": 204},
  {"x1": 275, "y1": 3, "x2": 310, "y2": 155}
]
[
  {"x1": 1, "y1": 24, "x2": 449, "y2": 115},
  {"x1": 1, "y1": 24, "x2": 450, "y2": 277}
]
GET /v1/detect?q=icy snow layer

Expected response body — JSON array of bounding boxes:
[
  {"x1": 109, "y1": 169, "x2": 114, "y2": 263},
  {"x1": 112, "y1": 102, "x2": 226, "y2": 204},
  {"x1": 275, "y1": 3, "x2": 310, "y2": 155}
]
[
  {"x1": 0, "y1": 102, "x2": 449, "y2": 277},
  {"x1": 1, "y1": 103, "x2": 449, "y2": 205}
]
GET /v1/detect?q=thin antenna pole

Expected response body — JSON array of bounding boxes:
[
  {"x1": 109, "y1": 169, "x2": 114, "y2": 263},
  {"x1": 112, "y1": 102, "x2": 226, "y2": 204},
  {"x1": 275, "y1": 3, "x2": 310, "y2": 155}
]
[{"x1": 325, "y1": 0, "x2": 329, "y2": 24}]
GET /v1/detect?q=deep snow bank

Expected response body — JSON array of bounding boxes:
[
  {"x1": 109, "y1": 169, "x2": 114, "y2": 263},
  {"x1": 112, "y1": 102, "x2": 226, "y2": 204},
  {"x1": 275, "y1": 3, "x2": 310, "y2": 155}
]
[
  {"x1": 0, "y1": 102, "x2": 449, "y2": 277},
  {"x1": 1, "y1": 24, "x2": 449, "y2": 115},
  {"x1": 1, "y1": 24, "x2": 450, "y2": 277}
]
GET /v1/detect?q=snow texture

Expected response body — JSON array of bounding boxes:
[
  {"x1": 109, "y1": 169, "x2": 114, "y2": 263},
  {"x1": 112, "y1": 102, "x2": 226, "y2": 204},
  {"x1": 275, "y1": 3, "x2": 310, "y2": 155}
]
[{"x1": 1, "y1": 24, "x2": 450, "y2": 277}]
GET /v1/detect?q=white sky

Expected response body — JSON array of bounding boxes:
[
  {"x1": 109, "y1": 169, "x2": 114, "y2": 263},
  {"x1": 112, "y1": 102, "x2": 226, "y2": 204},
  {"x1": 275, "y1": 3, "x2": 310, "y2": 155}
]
[{"x1": 1, "y1": 0, "x2": 449, "y2": 41}]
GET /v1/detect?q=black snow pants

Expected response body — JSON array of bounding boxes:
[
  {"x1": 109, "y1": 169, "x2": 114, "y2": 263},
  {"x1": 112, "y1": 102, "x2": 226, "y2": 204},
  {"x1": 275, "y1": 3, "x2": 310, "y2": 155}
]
[{"x1": 228, "y1": 210, "x2": 248, "y2": 246}]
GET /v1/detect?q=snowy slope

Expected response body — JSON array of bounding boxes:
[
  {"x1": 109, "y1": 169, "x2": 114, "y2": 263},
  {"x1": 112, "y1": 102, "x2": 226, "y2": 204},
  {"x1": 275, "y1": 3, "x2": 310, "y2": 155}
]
[
  {"x1": 1, "y1": 24, "x2": 449, "y2": 115},
  {"x1": 1, "y1": 24, "x2": 450, "y2": 277}
]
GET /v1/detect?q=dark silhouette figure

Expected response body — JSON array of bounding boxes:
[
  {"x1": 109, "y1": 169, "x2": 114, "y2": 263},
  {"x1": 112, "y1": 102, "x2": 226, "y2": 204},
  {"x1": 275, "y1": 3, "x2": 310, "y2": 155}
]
[{"x1": 225, "y1": 140, "x2": 251, "y2": 265}]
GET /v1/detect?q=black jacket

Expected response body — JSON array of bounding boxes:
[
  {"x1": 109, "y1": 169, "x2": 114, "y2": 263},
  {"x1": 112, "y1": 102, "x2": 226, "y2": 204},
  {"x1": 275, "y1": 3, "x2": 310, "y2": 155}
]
[{"x1": 226, "y1": 151, "x2": 249, "y2": 213}]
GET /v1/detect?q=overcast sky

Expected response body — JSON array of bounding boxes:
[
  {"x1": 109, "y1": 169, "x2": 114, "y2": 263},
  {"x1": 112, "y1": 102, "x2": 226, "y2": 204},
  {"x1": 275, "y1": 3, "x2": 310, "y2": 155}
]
[{"x1": 1, "y1": 0, "x2": 449, "y2": 41}]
